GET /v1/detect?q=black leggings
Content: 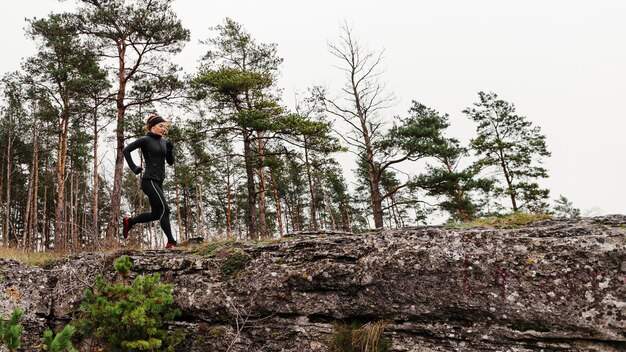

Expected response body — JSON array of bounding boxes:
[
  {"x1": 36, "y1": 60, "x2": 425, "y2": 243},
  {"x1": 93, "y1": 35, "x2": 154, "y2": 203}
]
[{"x1": 129, "y1": 179, "x2": 175, "y2": 243}]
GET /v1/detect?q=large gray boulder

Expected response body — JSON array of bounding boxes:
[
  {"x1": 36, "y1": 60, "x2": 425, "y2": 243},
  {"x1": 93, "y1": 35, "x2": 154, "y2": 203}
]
[{"x1": 1, "y1": 216, "x2": 624, "y2": 351}]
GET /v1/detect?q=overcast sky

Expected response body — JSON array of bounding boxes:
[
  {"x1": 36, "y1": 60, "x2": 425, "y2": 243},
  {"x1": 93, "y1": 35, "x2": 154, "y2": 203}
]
[{"x1": 2, "y1": 0, "x2": 625, "y2": 218}]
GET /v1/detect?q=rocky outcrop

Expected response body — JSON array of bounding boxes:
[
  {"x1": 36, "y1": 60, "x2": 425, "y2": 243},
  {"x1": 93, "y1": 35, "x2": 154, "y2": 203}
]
[{"x1": 1, "y1": 216, "x2": 625, "y2": 351}]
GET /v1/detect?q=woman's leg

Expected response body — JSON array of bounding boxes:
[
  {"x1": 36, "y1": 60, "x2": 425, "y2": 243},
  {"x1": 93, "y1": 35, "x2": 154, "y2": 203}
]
[
  {"x1": 131, "y1": 180, "x2": 175, "y2": 244},
  {"x1": 130, "y1": 179, "x2": 163, "y2": 225},
  {"x1": 151, "y1": 181, "x2": 175, "y2": 244}
]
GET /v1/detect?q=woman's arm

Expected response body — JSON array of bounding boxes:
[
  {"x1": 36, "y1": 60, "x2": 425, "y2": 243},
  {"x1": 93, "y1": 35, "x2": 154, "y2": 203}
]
[
  {"x1": 166, "y1": 140, "x2": 175, "y2": 165},
  {"x1": 123, "y1": 138, "x2": 145, "y2": 174}
]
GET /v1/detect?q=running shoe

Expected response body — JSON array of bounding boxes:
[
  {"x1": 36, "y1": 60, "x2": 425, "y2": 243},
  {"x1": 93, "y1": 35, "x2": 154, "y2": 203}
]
[{"x1": 122, "y1": 217, "x2": 131, "y2": 239}]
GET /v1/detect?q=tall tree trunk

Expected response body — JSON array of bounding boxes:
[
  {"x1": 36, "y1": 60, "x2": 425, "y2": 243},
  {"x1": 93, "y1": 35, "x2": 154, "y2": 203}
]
[
  {"x1": 256, "y1": 131, "x2": 268, "y2": 238},
  {"x1": 184, "y1": 186, "x2": 190, "y2": 239},
  {"x1": 304, "y1": 139, "x2": 318, "y2": 230},
  {"x1": 370, "y1": 172, "x2": 384, "y2": 229},
  {"x1": 54, "y1": 111, "x2": 70, "y2": 251},
  {"x1": 106, "y1": 103, "x2": 127, "y2": 240},
  {"x1": 498, "y1": 150, "x2": 518, "y2": 212},
  {"x1": 269, "y1": 169, "x2": 284, "y2": 239},
  {"x1": 242, "y1": 129, "x2": 258, "y2": 239},
  {"x1": 74, "y1": 172, "x2": 80, "y2": 251},
  {"x1": 30, "y1": 124, "x2": 40, "y2": 251},
  {"x1": 68, "y1": 172, "x2": 73, "y2": 251},
  {"x1": 0, "y1": 151, "x2": 4, "y2": 247},
  {"x1": 317, "y1": 171, "x2": 337, "y2": 230},
  {"x1": 365, "y1": 146, "x2": 384, "y2": 229},
  {"x1": 225, "y1": 159, "x2": 232, "y2": 238},
  {"x1": 351, "y1": 40, "x2": 384, "y2": 229},
  {"x1": 341, "y1": 200, "x2": 352, "y2": 232},
  {"x1": 356, "y1": 97, "x2": 384, "y2": 229},
  {"x1": 283, "y1": 200, "x2": 291, "y2": 233},
  {"x1": 80, "y1": 181, "x2": 87, "y2": 249},
  {"x1": 295, "y1": 198, "x2": 302, "y2": 231},
  {"x1": 4, "y1": 123, "x2": 13, "y2": 247},
  {"x1": 24, "y1": 113, "x2": 39, "y2": 250},
  {"x1": 43, "y1": 170, "x2": 49, "y2": 251},
  {"x1": 174, "y1": 169, "x2": 183, "y2": 243},
  {"x1": 389, "y1": 195, "x2": 400, "y2": 228},
  {"x1": 92, "y1": 109, "x2": 99, "y2": 248},
  {"x1": 70, "y1": 171, "x2": 78, "y2": 252},
  {"x1": 287, "y1": 195, "x2": 295, "y2": 233},
  {"x1": 105, "y1": 47, "x2": 129, "y2": 240},
  {"x1": 195, "y1": 179, "x2": 205, "y2": 238},
  {"x1": 24, "y1": 173, "x2": 33, "y2": 249}
]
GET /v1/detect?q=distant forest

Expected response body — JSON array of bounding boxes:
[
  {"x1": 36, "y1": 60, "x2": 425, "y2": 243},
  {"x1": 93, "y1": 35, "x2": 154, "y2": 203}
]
[{"x1": 0, "y1": 0, "x2": 578, "y2": 252}]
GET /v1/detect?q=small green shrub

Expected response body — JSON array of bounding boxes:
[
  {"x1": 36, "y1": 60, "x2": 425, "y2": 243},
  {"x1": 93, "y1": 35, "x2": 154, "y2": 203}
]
[
  {"x1": 42, "y1": 324, "x2": 77, "y2": 352},
  {"x1": 114, "y1": 255, "x2": 133, "y2": 278},
  {"x1": 194, "y1": 243, "x2": 221, "y2": 257},
  {"x1": 209, "y1": 327, "x2": 226, "y2": 339},
  {"x1": 0, "y1": 307, "x2": 24, "y2": 351},
  {"x1": 328, "y1": 321, "x2": 390, "y2": 352},
  {"x1": 77, "y1": 255, "x2": 181, "y2": 351},
  {"x1": 220, "y1": 248, "x2": 252, "y2": 277}
]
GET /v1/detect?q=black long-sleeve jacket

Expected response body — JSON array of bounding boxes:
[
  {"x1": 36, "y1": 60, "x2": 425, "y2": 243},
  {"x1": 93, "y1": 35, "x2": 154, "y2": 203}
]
[{"x1": 123, "y1": 132, "x2": 174, "y2": 182}]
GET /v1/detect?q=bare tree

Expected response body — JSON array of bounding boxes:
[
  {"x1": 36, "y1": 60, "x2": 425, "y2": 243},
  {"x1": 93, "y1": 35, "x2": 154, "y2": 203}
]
[{"x1": 322, "y1": 23, "x2": 395, "y2": 229}]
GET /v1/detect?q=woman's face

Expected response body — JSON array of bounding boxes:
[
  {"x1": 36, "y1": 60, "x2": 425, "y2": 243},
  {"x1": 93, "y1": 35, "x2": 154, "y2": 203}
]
[{"x1": 151, "y1": 122, "x2": 169, "y2": 136}]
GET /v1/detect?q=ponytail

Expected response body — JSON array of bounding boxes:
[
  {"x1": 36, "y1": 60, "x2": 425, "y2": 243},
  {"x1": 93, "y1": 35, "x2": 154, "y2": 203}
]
[
  {"x1": 146, "y1": 114, "x2": 165, "y2": 131},
  {"x1": 146, "y1": 115, "x2": 157, "y2": 131}
]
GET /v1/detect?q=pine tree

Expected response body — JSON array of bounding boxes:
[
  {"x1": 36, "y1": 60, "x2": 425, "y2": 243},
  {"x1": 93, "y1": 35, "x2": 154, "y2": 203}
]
[
  {"x1": 463, "y1": 92, "x2": 551, "y2": 213},
  {"x1": 78, "y1": 255, "x2": 181, "y2": 351},
  {"x1": 191, "y1": 18, "x2": 283, "y2": 239},
  {"x1": 552, "y1": 195, "x2": 580, "y2": 219},
  {"x1": 0, "y1": 307, "x2": 24, "y2": 351},
  {"x1": 42, "y1": 324, "x2": 77, "y2": 352},
  {"x1": 410, "y1": 102, "x2": 493, "y2": 221}
]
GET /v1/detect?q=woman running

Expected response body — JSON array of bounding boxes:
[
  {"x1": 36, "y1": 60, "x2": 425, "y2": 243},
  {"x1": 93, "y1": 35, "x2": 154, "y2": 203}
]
[{"x1": 122, "y1": 114, "x2": 177, "y2": 248}]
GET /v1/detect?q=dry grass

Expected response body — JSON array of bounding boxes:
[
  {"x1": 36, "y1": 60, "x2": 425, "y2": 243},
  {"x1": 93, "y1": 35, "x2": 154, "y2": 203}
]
[
  {"x1": 352, "y1": 321, "x2": 390, "y2": 352},
  {"x1": 449, "y1": 212, "x2": 553, "y2": 229},
  {"x1": 329, "y1": 320, "x2": 391, "y2": 352},
  {"x1": 0, "y1": 238, "x2": 139, "y2": 267},
  {"x1": 0, "y1": 247, "x2": 64, "y2": 267}
]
